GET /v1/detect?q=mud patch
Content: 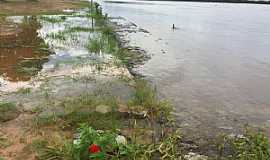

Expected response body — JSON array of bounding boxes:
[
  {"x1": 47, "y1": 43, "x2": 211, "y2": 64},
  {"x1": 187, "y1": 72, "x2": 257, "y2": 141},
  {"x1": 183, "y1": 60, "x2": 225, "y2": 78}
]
[{"x1": 0, "y1": 113, "x2": 35, "y2": 160}]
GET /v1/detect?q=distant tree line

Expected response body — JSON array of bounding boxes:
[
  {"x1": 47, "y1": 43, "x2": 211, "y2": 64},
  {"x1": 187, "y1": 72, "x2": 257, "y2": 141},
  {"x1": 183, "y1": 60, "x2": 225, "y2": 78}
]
[{"x1": 148, "y1": 0, "x2": 270, "y2": 5}]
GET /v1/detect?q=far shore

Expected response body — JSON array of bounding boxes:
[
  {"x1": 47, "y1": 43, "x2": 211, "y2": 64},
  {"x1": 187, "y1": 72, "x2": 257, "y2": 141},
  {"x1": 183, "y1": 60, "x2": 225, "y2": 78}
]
[{"x1": 108, "y1": 0, "x2": 270, "y2": 5}]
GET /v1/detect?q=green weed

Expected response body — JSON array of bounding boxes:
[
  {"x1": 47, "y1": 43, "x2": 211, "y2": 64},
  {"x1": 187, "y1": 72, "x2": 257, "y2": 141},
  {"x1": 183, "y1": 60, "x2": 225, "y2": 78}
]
[
  {"x1": 229, "y1": 131, "x2": 270, "y2": 160},
  {"x1": 33, "y1": 135, "x2": 73, "y2": 160},
  {"x1": 0, "y1": 101, "x2": 19, "y2": 122},
  {"x1": 129, "y1": 79, "x2": 173, "y2": 123},
  {"x1": 40, "y1": 16, "x2": 66, "y2": 24},
  {"x1": 216, "y1": 129, "x2": 270, "y2": 160}
]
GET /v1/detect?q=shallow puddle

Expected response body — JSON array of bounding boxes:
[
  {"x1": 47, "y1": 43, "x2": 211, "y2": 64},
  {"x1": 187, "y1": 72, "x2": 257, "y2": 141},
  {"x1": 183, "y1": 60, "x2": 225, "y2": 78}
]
[
  {"x1": 0, "y1": 16, "x2": 51, "y2": 82},
  {"x1": 0, "y1": 9, "x2": 122, "y2": 92}
]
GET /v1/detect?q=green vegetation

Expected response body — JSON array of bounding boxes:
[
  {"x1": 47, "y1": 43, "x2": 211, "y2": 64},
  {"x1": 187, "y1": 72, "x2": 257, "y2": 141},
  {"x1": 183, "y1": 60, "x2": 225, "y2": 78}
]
[
  {"x1": 72, "y1": 124, "x2": 135, "y2": 160},
  {"x1": 217, "y1": 130, "x2": 270, "y2": 160},
  {"x1": 34, "y1": 94, "x2": 121, "y2": 130},
  {"x1": 15, "y1": 58, "x2": 49, "y2": 77},
  {"x1": 33, "y1": 124, "x2": 181, "y2": 160},
  {"x1": 0, "y1": 133, "x2": 11, "y2": 149},
  {"x1": 31, "y1": 78, "x2": 182, "y2": 159},
  {"x1": 129, "y1": 79, "x2": 173, "y2": 123},
  {"x1": 0, "y1": 101, "x2": 19, "y2": 122},
  {"x1": 31, "y1": 135, "x2": 73, "y2": 160},
  {"x1": 40, "y1": 15, "x2": 66, "y2": 23},
  {"x1": 231, "y1": 132, "x2": 270, "y2": 160},
  {"x1": 84, "y1": 5, "x2": 145, "y2": 69}
]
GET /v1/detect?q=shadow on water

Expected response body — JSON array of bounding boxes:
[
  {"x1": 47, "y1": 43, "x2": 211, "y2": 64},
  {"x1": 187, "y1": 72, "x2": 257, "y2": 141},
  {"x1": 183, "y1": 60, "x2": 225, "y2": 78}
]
[{"x1": 0, "y1": 16, "x2": 51, "y2": 82}]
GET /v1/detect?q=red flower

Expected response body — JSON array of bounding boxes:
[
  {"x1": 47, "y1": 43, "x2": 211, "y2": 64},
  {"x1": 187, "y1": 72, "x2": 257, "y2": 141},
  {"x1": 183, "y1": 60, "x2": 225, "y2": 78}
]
[{"x1": 88, "y1": 144, "x2": 101, "y2": 153}]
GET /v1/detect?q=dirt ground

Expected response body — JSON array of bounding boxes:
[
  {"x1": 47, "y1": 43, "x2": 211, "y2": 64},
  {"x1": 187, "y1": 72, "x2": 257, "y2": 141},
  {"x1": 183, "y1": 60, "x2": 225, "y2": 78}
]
[
  {"x1": 0, "y1": 0, "x2": 89, "y2": 15},
  {"x1": 0, "y1": 113, "x2": 36, "y2": 160}
]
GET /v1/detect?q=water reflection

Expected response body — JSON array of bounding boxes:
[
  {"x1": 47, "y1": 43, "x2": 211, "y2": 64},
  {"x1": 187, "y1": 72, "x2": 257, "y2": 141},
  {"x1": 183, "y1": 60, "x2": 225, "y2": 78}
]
[
  {"x1": 0, "y1": 9, "x2": 126, "y2": 92},
  {"x1": 0, "y1": 16, "x2": 51, "y2": 82}
]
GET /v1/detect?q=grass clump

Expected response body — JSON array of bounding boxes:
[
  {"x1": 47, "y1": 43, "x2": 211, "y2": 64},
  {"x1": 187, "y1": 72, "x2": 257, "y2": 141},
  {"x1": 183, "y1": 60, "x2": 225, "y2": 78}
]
[
  {"x1": 0, "y1": 101, "x2": 19, "y2": 122},
  {"x1": 32, "y1": 135, "x2": 73, "y2": 160},
  {"x1": 129, "y1": 79, "x2": 173, "y2": 123},
  {"x1": 87, "y1": 35, "x2": 104, "y2": 54},
  {"x1": 85, "y1": 9, "x2": 146, "y2": 68}
]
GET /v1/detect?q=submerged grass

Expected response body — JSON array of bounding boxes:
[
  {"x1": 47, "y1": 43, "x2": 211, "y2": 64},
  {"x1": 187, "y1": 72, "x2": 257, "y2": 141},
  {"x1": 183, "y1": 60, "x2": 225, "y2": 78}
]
[
  {"x1": 34, "y1": 94, "x2": 121, "y2": 130},
  {"x1": 39, "y1": 15, "x2": 66, "y2": 24}
]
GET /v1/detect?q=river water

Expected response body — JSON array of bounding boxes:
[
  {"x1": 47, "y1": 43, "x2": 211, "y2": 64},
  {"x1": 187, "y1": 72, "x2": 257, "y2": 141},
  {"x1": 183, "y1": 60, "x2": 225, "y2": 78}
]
[{"x1": 103, "y1": 0, "x2": 270, "y2": 136}]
